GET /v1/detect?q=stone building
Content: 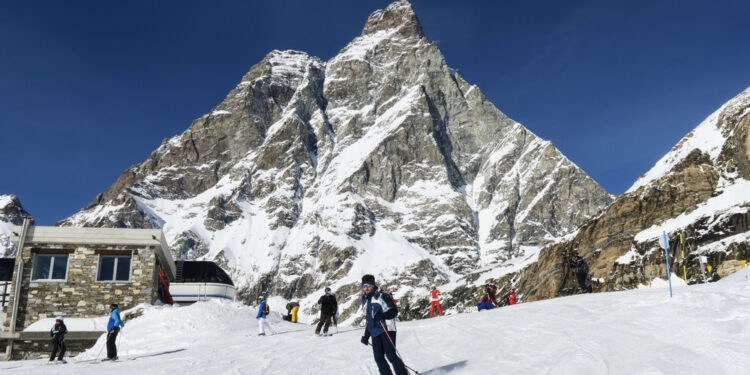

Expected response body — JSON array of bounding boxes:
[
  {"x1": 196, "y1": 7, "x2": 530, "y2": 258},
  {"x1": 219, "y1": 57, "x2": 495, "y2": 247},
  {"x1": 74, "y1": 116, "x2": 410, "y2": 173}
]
[{"x1": 1, "y1": 224, "x2": 176, "y2": 359}]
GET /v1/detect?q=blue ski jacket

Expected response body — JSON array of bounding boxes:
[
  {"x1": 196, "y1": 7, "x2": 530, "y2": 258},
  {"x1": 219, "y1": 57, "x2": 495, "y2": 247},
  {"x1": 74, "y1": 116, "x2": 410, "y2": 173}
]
[
  {"x1": 256, "y1": 300, "x2": 268, "y2": 319},
  {"x1": 107, "y1": 308, "x2": 124, "y2": 332},
  {"x1": 361, "y1": 289, "x2": 397, "y2": 339}
]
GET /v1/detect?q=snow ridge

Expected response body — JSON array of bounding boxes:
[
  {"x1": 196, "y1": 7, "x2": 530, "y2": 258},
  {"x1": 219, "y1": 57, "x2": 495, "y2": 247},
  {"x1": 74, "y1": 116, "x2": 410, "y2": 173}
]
[{"x1": 628, "y1": 86, "x2": 750, "y2": 193}]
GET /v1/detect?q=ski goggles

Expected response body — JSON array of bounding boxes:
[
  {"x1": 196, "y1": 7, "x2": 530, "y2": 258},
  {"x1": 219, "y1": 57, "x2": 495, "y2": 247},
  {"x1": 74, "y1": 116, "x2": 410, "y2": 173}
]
[{"x1": 362, "y1": 284, "x2": 373, "y2": 289}]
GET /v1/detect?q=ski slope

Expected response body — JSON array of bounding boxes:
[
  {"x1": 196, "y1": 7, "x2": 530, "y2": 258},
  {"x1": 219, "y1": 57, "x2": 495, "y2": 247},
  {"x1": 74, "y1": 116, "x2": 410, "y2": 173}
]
[{"x1": 2, "y1": 269, "x2": 750, "y2": 374}]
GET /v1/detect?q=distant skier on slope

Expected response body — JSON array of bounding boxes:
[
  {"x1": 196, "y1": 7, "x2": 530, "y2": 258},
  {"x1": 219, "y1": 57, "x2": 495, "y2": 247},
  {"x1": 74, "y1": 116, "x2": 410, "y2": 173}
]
[
  {"x1": 508, "y1": 289, "x2": 517, "y2": 305},
  {"x1": 429, "y1": 286, "x2": 443, "y2": 317},
  {"x1": 487, "y1": 284, "x2": 498, "y2": 304},
  {"x1": 315, "y1": 287, "x2": 337, "y2": 336},
  {"x1": 284, "y1": 301, "x2": 300, "y2": 323},
  {"x1": 570, "y1": 255, "x2": 591, "y2": 293},
  {"x1": 256, "y1": 295, "x2": 270, "y2": 336},
  {"x1": 49, "y1": 316, "x2": 67, "y2": 363},
  {"x1": 476, "y1": 284, "x2": 497, "y2": 311},
  {"x1": 104, "y1": 304, "x2": 125, "y2": 361},
  {"x1": 360, "y1": 274, "x2": 408, "y2": 375}
]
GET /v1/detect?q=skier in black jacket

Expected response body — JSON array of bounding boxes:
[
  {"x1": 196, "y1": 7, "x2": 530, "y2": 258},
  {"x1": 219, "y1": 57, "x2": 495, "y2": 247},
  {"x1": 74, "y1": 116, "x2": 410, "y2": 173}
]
[
  {"x1": 315, "y1": 287, "x2": 337, "y2": 336},
  {"x1": 49, "y1": 316, "x2": 67, "y2": 363},
  {"x1": 570, "y1": 255, "x2": 591, "y2": 293}
]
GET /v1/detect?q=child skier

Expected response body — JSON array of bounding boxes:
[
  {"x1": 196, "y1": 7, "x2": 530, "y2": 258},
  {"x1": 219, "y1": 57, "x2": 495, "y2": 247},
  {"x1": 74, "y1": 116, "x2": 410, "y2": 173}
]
[
  {"x1": 429, "y1": 286, "x2": 443, "y2": 317},
  {"x1": 256, "y1": 295, "x2": 269, "y2": 336},
  {"x1": 104, "y1": 304, "x2": 125, "y2": 361},
  {"x1": 508, "y1": 289, "x2": 517, "y2": 305},
  {"x1": 360, "y1": 274, "x2": 407, "y2": 375},
  {"x1": 49, "y1": 316, "x2": 67, "y2": 363}
]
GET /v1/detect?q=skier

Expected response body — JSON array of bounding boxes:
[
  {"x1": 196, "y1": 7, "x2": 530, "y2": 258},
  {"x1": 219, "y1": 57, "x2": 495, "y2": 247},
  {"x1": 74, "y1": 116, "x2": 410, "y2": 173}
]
[
  {"x1": 360, "y1": 274, "x2": 407, "y2": 375},
  {"x1": 315, "y1": 287, "x2": 337, "y2": 336},
  {"x1": 256, "y1": 295, "x2": 269, "y2": 336},
  {"x1": 284, "y1": 301, "x2": 300, "y2": 323},
  {"x1": 486, "y1": 284, "x2": 498, "y2": 305},
  {"x1": 49, "y1": 316, "x2": 67, "y2": 363},
  {"x1": 570, "y1": 255, "x2": 591, "y2": 293},
  {"x1": 104, "y1": 304, "x2": 125, "y2": 361},
  {"x1": 429, "y1": 286, "x2": 443, "y2": 317},
  {"x1": 476, "y1": 284, "x2": 496, "y2": 311},
  {"x1": 508, "y1": 289, "x2": 517, "y2": 305}
]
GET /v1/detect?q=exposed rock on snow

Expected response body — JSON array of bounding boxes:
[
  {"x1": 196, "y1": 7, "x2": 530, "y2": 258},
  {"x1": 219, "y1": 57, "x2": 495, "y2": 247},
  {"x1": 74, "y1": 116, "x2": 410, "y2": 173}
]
[
  {"x1": 0, "y1": 194, "x2": 32, "y2": 257},
  {"x1": 57, "y1": 1, "x2": 612, "y2": 317}
]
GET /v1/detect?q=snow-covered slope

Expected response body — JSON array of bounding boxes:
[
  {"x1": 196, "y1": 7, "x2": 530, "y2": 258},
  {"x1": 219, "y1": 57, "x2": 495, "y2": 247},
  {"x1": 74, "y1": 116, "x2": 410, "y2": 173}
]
[
  {"x1": 57, "y1": 0, "x2": 613, "y2": 316},
  {"x1": 3, "y1": 270, "x2": 750, "y2": 374}
]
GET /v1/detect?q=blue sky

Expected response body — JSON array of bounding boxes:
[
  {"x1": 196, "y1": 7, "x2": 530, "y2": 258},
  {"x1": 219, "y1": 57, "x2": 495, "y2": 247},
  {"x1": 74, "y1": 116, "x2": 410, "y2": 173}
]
[{"x1": 1, "y1": 0, "x2": 749, "y2": 225}]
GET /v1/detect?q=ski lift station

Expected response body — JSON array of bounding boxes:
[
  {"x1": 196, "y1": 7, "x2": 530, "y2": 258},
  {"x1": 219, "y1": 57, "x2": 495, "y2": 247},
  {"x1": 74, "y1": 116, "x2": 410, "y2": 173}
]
[{"x1": 0, "y1": 221, "x2": 235, "y2": 360}]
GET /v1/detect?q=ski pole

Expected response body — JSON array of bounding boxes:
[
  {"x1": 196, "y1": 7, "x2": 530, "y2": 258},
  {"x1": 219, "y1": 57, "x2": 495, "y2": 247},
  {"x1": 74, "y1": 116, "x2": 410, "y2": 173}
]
[
  {"x1": 380, "y1": 321, "x2": 420, "y2": 375},
  {"x1": 94, "y1": 335, "x2": 107, "y2": 360},
  {"x1": 117, "y1": 327, "x2": 124, "y2": 357}
]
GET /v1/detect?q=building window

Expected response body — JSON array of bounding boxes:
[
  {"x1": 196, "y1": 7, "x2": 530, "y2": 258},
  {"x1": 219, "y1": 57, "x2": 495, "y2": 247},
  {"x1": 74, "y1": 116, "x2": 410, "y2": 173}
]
[
  {"x1": 31, "y1": 254, "x2": 69, "y2": 281},
  {"x1": 97, "y1": 255, "x2": 132, "y2": 282}
]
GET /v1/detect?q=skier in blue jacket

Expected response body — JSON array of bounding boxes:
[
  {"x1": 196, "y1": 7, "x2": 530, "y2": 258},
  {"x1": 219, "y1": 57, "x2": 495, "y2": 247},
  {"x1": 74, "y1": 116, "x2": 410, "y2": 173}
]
[
  {"x1": 105, "y1": 304, "x2": 125, "y2": 361},
  {"x1": 360, "y1": 274, "x2": 407, "y2": 375},
  {"x1": 256, "y1": 295, "x2": 269, "y2": 336}
]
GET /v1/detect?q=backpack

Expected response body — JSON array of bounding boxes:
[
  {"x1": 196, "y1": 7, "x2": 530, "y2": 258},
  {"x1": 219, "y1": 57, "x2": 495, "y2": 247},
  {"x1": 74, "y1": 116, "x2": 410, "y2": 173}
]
[
  {"x1": 263, "y1": 302, "x2": 270, "y2": 315},
  {"x1": 379, "y1": 292, "x2": 398, "y2": 319}
]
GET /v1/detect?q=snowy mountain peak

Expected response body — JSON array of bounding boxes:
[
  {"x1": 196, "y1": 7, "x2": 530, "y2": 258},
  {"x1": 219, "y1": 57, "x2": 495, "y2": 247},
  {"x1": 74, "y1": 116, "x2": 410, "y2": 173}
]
[
  {"x1": 628, "y1": 85, "x2": 750, "y2": 193},
  {"x1": 241, "y1": 50, "x2": 321, "y2": 89},
  {"x1": 1, "y1": 194, "x2": 32, "y2": 257},
  {"x1": 361, "y1": 1, "x2": 424, "y2": 39},
  {"x1": 59, "y1": 2, "x2": 613, "y2": 319}
]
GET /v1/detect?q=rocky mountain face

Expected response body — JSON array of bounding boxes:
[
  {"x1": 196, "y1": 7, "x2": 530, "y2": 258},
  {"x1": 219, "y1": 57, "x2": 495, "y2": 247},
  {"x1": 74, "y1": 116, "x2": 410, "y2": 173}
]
[
  {"x1": 58, "y1": 1, "x2": 612, "y2": 320},
  {"x1": 0, "y1": 195, "x2": 32, "y2": 257},
  {"x1": 480, "y1": 87, "x2": 750, "y2": 304}
]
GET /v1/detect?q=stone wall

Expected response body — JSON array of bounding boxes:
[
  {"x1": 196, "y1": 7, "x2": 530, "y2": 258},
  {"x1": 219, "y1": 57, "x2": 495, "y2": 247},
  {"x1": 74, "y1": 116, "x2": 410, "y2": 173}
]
[
  {"x1": 6, "y1": 336, "x2": 99, "y2": 360},
  {"x1": 3, "y1": 244, "x2": 160, "y2": 331}
]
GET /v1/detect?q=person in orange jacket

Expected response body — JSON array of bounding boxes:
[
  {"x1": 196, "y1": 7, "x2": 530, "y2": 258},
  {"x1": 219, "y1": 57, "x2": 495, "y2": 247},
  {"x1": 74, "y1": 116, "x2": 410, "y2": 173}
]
[
  {"x1": 508, "y1": 289, "x2": 517, "y2": 305},
  {"x1": 429, "y1": 286, "x2": 443, "y2": 317}
]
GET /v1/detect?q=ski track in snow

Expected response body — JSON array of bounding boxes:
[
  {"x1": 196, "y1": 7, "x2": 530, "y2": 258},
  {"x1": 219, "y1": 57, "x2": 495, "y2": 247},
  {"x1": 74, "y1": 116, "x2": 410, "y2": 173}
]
[{"x1": 4, "y1": 267, "x2": 750, "y2": 374}]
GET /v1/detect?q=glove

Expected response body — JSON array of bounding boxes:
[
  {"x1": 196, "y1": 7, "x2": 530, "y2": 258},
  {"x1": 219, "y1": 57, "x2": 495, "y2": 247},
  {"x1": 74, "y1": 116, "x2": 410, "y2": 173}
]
[
  {"x1": 374, "y1": 312, "x2": 384, "y2": 322},
  {"x1": 361, "y1": 336, "x2": 369, "y2": 345}
]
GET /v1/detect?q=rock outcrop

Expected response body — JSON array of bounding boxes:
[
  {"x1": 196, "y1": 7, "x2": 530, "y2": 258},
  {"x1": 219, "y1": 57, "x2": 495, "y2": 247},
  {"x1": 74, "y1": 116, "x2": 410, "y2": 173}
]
[{"x1": 0, "y1": 195, "x2": 32, "y2": 257}]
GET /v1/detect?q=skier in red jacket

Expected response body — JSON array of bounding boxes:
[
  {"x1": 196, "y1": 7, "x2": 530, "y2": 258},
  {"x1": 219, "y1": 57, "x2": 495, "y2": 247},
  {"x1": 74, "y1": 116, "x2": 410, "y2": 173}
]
[
  {"x1": 429, "y1": 286, "x2": 443, "y2": 317},
  {"x1": 508, "y1": 289, "x2": 517, "y2": 305}
]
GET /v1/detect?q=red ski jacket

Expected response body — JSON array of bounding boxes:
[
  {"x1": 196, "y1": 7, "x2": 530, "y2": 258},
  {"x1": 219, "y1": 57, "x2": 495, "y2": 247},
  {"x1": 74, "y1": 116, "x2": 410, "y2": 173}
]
[{"x1": 430, "y1": 289, "x2": 441, "y2": 302}]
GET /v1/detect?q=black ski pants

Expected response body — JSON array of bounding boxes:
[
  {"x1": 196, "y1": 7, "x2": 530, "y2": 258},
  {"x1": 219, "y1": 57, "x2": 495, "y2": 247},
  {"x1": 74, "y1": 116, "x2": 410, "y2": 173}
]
[
  {"x1": 315, "y1": 313, "x2": 333, "y2": 334},
  {"x1": 371, "y1": 331, "x2": 407, "y2": 375},
  {"x1": 49, "y1": 339, "x2": 66, "y2": 361},
  {"x1": 107, "y1": 327, "x2": 120, "y2": 359},
  {"x1": 576, "y1": 272, "x2": 589, "y2": 293}
]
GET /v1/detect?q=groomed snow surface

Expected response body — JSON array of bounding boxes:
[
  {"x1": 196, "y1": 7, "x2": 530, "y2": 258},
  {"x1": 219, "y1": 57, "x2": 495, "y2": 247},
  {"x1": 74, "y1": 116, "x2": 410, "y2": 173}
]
[{"x1": 3, "y1": 269, "x2": 750, "y2": 374}]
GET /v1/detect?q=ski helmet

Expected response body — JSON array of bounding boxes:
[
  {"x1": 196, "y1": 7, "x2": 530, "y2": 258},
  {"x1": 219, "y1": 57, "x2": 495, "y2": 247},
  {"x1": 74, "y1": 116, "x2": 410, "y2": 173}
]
[
  {"x1": 257, "y1": 295, "x2": 264, "y2": 300},
  {"x1": 109, "y1": 304, "x2": 118, "y2": 310},
  {"x1": 324, "y1": 287, "x2": 331, "y2": 294},
  {"x1": 431, "y1": 286, "x2": 436, "y2": 290},
  {"x1": 56, "y1": 316, "x2": 64, "y2": 322}
]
